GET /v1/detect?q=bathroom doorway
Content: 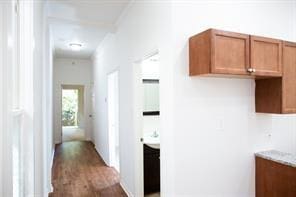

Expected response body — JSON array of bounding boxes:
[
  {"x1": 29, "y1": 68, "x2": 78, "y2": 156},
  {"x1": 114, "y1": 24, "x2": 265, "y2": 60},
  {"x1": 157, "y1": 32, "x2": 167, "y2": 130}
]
[
  {"x1": 61, "y1": 85, "x2": 85, "y2": 142},
  {"x1": 142, "y1": 54, "x2": 160, "y2": 197},
  {"x1": 108, "y1": 71, "x2": 120, "y2": 172},
  {"x1": 134, "y1": 52, "x2": 161, "y2": 197}
]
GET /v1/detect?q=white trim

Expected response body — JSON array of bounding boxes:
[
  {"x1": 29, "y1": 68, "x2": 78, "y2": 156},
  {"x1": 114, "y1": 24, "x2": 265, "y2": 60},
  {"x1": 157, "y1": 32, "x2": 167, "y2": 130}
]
[
  {"x1": 60, "y1": 84, "x2": 88, "y2": 142},
  {"x1": 12, "y1": 109, "x2": 24, "y2": 117},
  {"x1": 107, "y1": 70, "x2": 120, "y2": 171},
  {"x1": 2, "y1": 1, "x2": 16, "y2": 196},
  {"x1": 43, "y1": 148, "x2": 54, "y2": 196},
  {"x1": 133, "y1": 60, "x2": 144, "y2": 197},
  {"x1": 120, "y1": 181, "x2": 133, "y2": 197},
  {"x1": 54, "y1": 140, "x2": 61, "y2": 145},
  {"x1": 92, "y1": 33, "x2": 114, "y2": 59},
  {"x1": 140, "y1": 50, "x2": 159, "y2": 63},
  {"x1": 94, "y1": 145, "x2": 109, "y2": 168},
  {"x1": 49, "y1": 148, "x2": 55, "y2": 193},
  {"x1": 0, "y1": 3, "x2": 3, "y2": 196},
  {"x1": 115, "y1": 0, "x2": 135, "y2": 28},
  {"x1": 133, "y1": 50, "x2": 161, "y2": 197}
]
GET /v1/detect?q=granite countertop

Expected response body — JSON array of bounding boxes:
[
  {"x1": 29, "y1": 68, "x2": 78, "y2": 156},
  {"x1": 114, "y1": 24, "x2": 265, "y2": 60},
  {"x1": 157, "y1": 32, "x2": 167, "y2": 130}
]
[{"x1": 255, "y1": 150, "x2": 296, "y2": 168}]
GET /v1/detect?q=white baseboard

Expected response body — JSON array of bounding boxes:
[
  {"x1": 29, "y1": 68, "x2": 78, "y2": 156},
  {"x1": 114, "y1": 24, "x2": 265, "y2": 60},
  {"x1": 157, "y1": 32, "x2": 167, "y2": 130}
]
[
  {"x1": 54, "y1": 140, "x2": 61, "y2": 144},
  {"x1": 49, "y1": 148, "x2": 55, "y2": 193},
  {"x1": 120, "y1": 181, "x2": 133, "y2": 197}
]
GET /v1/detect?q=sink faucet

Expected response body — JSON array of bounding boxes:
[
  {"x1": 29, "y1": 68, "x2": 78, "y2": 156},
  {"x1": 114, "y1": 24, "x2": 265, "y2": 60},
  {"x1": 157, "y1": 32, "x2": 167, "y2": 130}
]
[{"x1": 152, "y1": 131, "x2": 159, "y2": 138}]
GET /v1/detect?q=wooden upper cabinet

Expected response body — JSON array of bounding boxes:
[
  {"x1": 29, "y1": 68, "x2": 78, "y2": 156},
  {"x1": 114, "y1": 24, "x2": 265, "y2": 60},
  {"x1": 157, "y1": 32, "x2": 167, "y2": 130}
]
[
  {"x1": 189, "y1": 28, "x2": 296, "y2": 114},
  {"x1": 255, "y1": 41, "x2": 296, "y2": 114},
  {"x1": 282, "y1": 41, "x2": 296, "y2": 113},
  {"x1": 211, "y1": 30, "x2": 250, "y2": 75},
  {"x1": 189, "y1": 29, "x2": 284, "y2": 78},
  {"x1": 251, "y1": 36, "x2": 283, "y2": 77},
  {"x1": 189, "y1": 29, "x2": 250, "y2": 76}
]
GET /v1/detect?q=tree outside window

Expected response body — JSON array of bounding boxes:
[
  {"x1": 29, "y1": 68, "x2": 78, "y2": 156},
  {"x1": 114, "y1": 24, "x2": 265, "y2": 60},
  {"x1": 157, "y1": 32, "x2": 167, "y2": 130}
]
[{"x1": 62, "y1": 89, "x2": 78, "y2": 127}]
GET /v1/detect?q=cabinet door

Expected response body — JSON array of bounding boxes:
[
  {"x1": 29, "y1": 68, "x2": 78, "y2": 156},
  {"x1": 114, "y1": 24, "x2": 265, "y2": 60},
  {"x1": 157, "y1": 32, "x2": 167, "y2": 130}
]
[
  {"x1": 283, "y1": 42, "x2": 296, "y2": 113},
  {"x1": 211, "y1": 30, "x2": 250, "y2": 75},
  {"x1": 144, "y1": 145, "x2": 160, "y2": 194},
  {"x1": 251, "y1": 36, "x2": 282, "y2": 77}
]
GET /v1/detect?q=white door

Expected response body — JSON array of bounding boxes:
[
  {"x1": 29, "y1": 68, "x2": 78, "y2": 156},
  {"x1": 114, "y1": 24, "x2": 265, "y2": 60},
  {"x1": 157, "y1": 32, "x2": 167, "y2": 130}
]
[{"x1": 107, "y1": 71, "x2": 120, "y2": 172}]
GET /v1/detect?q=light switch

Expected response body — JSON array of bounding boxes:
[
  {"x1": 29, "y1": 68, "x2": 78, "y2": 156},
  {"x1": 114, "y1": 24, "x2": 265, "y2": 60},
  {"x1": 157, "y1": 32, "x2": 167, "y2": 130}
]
[{"x1": 217, "y1": 117, "x2": 224, "y2": 131}]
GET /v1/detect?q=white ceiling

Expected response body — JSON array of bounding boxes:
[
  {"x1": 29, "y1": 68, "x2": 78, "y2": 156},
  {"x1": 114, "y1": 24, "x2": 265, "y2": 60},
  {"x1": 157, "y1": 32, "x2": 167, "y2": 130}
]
[{"x1": 47, "y1": 0, "x2": 130, "y2": 59}]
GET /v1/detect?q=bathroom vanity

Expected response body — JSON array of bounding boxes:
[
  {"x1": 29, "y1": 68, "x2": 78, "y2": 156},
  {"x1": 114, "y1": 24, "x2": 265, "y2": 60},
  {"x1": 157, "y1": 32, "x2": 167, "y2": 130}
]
[
  {"x1": 141, "y1": 55, "x2": 161, "y2": 195},
  {"x1": 144, "y1": 144, "x2": 160, "y2": 195},
  {"x1": 142, "y1": 131, "x2": 160, "y2": 195}
]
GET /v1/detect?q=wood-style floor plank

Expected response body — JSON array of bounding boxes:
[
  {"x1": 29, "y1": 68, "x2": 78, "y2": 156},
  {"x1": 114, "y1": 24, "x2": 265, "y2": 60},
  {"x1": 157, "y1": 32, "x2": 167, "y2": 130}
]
[{"x1": 49, "y1": 141, "x2": 127, "y2": 197}]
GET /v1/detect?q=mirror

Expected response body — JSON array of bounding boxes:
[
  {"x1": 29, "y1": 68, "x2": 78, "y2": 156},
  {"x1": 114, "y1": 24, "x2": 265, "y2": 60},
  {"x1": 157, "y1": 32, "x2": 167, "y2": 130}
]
[
  {"x1": 143, "y1": 79, "x2": 159, "y2": 115},
  {"x1": 142, "y1": 53, "x2": 159, "y2": 116}
]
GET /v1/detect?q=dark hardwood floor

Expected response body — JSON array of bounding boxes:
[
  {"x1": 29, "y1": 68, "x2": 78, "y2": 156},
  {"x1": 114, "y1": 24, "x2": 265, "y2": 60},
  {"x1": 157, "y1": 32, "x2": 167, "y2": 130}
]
[{"x1": 49, "y1": 141, "x2": 127, "y2": 197}]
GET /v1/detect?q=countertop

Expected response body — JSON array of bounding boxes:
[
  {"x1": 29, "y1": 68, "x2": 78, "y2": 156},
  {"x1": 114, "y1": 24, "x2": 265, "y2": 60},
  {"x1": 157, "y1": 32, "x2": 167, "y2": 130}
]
[{"x1": 255, "y1": 150, "x2": 296, "y2": 168}]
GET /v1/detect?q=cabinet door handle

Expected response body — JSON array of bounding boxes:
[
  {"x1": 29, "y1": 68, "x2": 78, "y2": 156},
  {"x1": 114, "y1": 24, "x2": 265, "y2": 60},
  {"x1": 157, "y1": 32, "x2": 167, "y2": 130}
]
[
  {"x1": 252, "y1": 68, "x2": 256, "y2": 73},
  {"x1": 247, "y1": 68, "x2": 253, "y2": 73}
]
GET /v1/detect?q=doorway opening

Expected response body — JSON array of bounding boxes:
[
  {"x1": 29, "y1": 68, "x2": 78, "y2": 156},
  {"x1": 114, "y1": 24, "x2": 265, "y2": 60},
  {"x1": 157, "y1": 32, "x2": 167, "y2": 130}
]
[
  {"x1": 61, "y1": 85, "x2": 86, "y2": 142},
  {"x1": 134, "y1": 52, "x2": 161, "y2": 197},
  {"x1": 142, "y1": 53, "x2": 160, "y2": 197},
  {"x1": 107, "y1": 71, "x2": 120, "y2": 172}
]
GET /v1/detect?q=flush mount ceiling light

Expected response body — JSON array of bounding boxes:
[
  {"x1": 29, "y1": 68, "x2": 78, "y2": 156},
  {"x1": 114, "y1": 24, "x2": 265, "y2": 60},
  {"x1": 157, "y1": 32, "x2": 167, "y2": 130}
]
[{"x1": 69, "y1": 43, "x2": 82, "y2": 51}]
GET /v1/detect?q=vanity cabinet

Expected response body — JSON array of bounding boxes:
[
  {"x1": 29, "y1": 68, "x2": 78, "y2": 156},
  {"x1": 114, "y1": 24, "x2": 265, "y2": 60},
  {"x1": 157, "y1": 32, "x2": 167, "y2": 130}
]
[
  {"x1": 189, "y1": 29, "x2": 282, "y2": 77},
  {"x1": 144, "y1": 144, "x2": 160, "y2": 195},
  {"x1": 255, "y1": 41, "x2": 296, "y2": 113}
]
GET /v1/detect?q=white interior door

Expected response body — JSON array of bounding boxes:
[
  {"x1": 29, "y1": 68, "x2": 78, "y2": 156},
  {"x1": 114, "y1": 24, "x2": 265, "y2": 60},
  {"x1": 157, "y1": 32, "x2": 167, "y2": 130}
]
[{"x1": 108, "y1": 71, "x2": 120, "y2": 172}]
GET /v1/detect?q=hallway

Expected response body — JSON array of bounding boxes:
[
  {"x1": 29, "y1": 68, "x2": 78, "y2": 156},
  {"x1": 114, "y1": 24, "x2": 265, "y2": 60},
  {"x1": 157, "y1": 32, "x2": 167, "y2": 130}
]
[
  {"x1": 62, "y1": 127, "x2": 85, "y2": 142},
  {"x1": 50, "y1": 141, "x2": 127, "y2": 197}
]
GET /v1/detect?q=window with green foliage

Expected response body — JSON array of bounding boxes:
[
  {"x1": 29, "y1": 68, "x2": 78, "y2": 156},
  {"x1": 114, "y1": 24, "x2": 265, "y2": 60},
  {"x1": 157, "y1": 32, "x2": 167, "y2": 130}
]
[{"x1": 62, "y1": 89, "x2": 78, "y2": 127}]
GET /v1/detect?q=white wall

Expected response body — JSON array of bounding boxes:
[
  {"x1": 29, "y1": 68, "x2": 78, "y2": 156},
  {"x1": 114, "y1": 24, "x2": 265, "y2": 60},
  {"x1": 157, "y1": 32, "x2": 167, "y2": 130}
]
[
  {"x1": 53, "y1": 58, "x2": 93, "y2": 143},
  {"x1": 0, "y1": 1, "x2": 16, "y2": 196},
  {"x1": 143, "y1": 116, "x2": 159, "y2": 135},
  {"x1": 0, "y1": 3, "x2": 4, "y2": 196},
  {"x1": 26, "y1": 1, "x2": 54, "y2": 196},
  {"x1": 92, "y1": 1, "x2": 296, "y2": 197},
  {"x1": 1, "y1": 1, "x2": 53, "y2": 196},
  {"x1": 43, "y1": 4, "x2": 55, "y2": 194},
  {"x1": 33, "y1": 1, "x2": 47, "y2": 195},
  {"x1": 92, "y1": 1, "x2": 173, "y2": 196},
  {"x1": 92, "y1": 34, "x2": 117, "y2": 168},
  {"x1": 171, "y1": 1, "x2": 296, "y2": 196}
]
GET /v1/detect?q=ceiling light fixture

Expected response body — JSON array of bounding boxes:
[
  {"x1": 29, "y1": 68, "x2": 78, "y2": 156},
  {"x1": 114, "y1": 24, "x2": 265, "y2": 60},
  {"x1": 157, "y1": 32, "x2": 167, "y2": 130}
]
[{"x1": 69, "y1": 43, "x2": 82, "y2": 51}]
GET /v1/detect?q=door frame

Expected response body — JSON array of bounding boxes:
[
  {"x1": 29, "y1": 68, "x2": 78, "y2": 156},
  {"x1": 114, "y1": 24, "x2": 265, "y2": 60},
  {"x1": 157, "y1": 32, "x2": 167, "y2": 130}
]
[
  {"x1": 107, "y1": 70, "x2": 120, "y2": 172},
  {"x1": 60, "y1": 84, "x2": 85, "y2": 142},
  {"x1": 133, "y1": 50, "x2": 160, "y2": 197},
  {"x1": 1, "y1": 1, "x2": 19, "y2": 196}
]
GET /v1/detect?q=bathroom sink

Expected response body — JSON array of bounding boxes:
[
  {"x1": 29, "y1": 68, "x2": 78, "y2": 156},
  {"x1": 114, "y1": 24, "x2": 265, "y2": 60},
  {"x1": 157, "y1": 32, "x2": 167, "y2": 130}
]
[
  {"x1": 146, "y1": 144, "x2": 160, "y2": 149},
  {"x1": 143, "y1": 132, "x2": 160, "y2": 149}
]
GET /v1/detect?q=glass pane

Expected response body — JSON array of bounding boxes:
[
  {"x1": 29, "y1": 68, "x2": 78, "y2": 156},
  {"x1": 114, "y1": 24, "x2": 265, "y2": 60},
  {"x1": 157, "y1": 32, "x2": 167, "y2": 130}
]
[{"x1": 143, "y1": 83, "x2": 159, "y2": 112}]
